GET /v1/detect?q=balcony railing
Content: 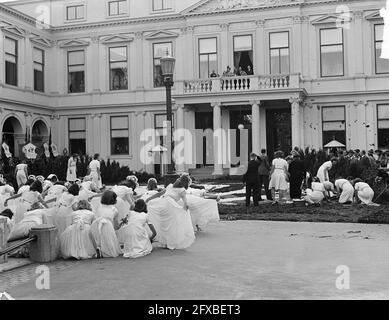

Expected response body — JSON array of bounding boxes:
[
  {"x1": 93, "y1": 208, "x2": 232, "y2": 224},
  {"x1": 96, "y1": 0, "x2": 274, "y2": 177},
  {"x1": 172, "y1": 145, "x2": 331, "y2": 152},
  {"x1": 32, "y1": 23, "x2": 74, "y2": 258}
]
[{"x1": 176, "y1": 73, "x2": 301, "y2": 95}]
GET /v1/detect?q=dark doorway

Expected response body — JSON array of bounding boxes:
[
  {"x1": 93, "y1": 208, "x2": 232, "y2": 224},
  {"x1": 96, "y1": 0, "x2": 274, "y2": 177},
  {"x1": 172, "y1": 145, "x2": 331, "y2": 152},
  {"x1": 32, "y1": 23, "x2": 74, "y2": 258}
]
[
  {"x1": 230, "y1": 109, "x2": 252, "y2": 167},
  {"x1": 266, "y1": 108, "x2": 292, "y2": 158},
  {"x1": 2, "y1": 117, "x2": 23, "y2": 157},
  {"x1": 195, "y1": 112, "x2": 213, "y2": 167}
]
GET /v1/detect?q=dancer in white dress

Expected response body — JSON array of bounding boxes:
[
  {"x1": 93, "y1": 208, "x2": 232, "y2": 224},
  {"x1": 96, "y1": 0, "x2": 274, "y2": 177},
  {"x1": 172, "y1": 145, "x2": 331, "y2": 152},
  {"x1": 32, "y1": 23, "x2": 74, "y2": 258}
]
[
  {"x1": 335, "y1": 178, "x2": 355, "y2": 204},
  {"x1": 0, "y1": 209, "x2": 15, "y2": 242},
  {"x1": 304, "y1": 177, "x2": 327, "y2": 205},
  {"x1": 78, "y1": 176, "x2": 99, "y2": 201},
  {"x1": 0, "y1": 180, "x2": 15, "y2": 213},
  {"x1": 269, "y1": 151, "x2": 289, "y2": 203},
  {"x1": 145, "y1": 175, "x2": 195, "y2": 250},
  {"x1": 317, "y1": 158, "x2": 337, "y2": 183},
  {"x1": 89, "y1": 154, "x2": 102, "y2": 189},
  {"x1": 60, "y1": 200, "x2": 96, "y2": 260},
  {"x1": 352, "y1": 179, "x2": 378, "y2": 206},
  {"x1": 15, "y1": 161, "x2": 28, "y2": 188},
  {"x1": 90, "y1": 190, "x2": 121, "y2": 258},
  {"x1": 66, "y1": 154, "x2": 78, "y2": 183},
  {"x1": 118, "y1": 199, "x2": 156, "y2": 259}
]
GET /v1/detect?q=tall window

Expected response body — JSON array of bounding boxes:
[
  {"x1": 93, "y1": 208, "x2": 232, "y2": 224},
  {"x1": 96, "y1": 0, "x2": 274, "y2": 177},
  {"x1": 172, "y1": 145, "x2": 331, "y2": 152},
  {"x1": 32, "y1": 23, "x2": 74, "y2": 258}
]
[
  {"x1": 234, "y1": 35, "x2": 253, "y2": 75},
  {"x1": 109, "y1": 0, "x2": 127, "y2": 16},
  {"x1": 199, "y1": 38, "x2": 217, "y2": 79},
  {"x1": 33, "y1": 48, "x2": 44, "y2": 92},
  {"x1": 5, "y1": 37, "x2": 17, "y2": 86},
  {"x1": 68, "y1": 50, "x2": 85, "y2": 93},
  {"x1": 152, "y1": 0, "x2": 172, "y2": 11},
  {"x1": 320, "y1": 28, "x2": 344, "y2": 77},
  {"x1": 322, "y1": 106, "x2": 346, "y2": 147},
  {"x1": 111, "y1": 116, "x2": 129, "y2": 155},
  {"x1": 153, "y1": 42, "x2": 172, "y2": 87},
  {"x1": 269, "y1": 32, "x2": 289, "y2": 74},
  {"x1": 109, "y1": 47, "x2": 128, "y2": 90},
  {"x1": 374, "y1": 24, "x2": 389, "y2": 74},
  {"x1": 378, "y1": 105, "x2": 389, "y2": 149},
  {"x1": 66, "y1": 5, "x2": 85, "y2": 21},
  {"x1": 68, "y1": 118, "x2": 86, "y2": 155}
]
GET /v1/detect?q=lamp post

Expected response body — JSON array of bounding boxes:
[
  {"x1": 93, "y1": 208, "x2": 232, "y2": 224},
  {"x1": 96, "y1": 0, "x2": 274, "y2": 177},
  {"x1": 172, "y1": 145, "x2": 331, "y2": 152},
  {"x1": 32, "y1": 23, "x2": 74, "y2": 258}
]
[{"x1": 160, "y1": 51, "x2": 176, "y2": 180}]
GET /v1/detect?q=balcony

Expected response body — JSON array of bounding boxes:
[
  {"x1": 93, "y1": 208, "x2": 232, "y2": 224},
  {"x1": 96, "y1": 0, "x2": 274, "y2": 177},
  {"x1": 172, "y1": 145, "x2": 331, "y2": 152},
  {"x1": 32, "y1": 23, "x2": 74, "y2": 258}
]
[{"x1": 175, "y1": 73, "x2": 301, "y2": 96}]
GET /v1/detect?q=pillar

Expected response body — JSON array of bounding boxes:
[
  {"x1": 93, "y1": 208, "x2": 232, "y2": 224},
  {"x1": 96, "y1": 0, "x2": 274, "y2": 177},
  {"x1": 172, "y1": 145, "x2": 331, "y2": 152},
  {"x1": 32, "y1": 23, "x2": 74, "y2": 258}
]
[
  {"x1": 90, "y1": 36, "x2": 100, "y2": 93},
  {"x1": 353, "y1": 11, "x2": 364, "y2": 75},
  {"x1": 291, "y1": 16, "x2": 303, "y2": 74},
  {"x1": 212, "y1": 101, "x2": 224, "y2": 176},
  {"x1": 220, "y1": 24, "x2": 230, "y2": 72},
  {"x1": 134, "y1": 32, "x2": 144, "y2": 90},
  {"x1": 255, "y1": 20, "x2": 265, "y2": 74},
  {"x1": 290, "y1": 96, "x2": 303, "y2": 149},
  {"x1": 250, "y1": 100, "x2": 261, "y2": 155},
  {"x1": 175, "y1": 104, "x2": 186, "y2": 173}
]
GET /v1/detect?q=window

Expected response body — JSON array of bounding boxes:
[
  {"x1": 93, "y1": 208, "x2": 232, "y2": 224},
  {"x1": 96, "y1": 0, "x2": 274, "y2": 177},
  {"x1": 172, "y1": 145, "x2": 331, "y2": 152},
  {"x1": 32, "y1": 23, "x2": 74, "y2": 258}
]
[
  {"x1": 109, "y1": 0, "x2": 127, "y2": 16},
  {"x1": 153, "y1": 42, "x2": 172, "y2": 87},
  {"x1": 322, "y1": 106, "x2": 346, "y2": 147},
  {"x1": 66, "y1": 5, "x2": 84, "y2": 21},
  {"x1": 68, "y1": 118, "x2": 86, "y2": 155},
  {"x1": 152, "y1": 0, "x2": 172, "y2": 11},
  {"x1": 109, "y1": 47, "x2": 128, "y2": 90},
  {"x1": 199, "y1": 38, "x2": 217, "y2": 79},
  {"x1": 68, "y1": 50, "x2": 85, "y2": 93},
  {"x1": 33, "y1": 48, "x2": 44, "y2": 92},
  {"x1": 269, "y1": 32, "x2": 289, "y2": 74},
  {"x1": 374, "y1": 25, "x2": 389, "y2": 74},
  {"x1": 320, "y1": 28, "x2": 344, "y2": 77},
  {"x1": 111, "y1": 116, "x2": 129, "y2": 155},
  {"x1": 378, "y1": 105, "x2": 389, "y2": 149},
  {"x1": 5, "y1": 37, "x2": 17, "y2": 86},
  {"x1": 234, "y1": 35, "x2": 253, "y2": 75}
]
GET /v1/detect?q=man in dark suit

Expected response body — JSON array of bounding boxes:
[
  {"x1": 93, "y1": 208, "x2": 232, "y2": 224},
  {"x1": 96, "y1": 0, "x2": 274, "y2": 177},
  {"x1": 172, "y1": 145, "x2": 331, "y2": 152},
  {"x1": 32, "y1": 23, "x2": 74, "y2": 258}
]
[
  {"x1": 258, "y1": 149, "x2": 272, "y2": 200},
  {"x1": 243, "y1": 153, "x2": 261, "y2": 207}
]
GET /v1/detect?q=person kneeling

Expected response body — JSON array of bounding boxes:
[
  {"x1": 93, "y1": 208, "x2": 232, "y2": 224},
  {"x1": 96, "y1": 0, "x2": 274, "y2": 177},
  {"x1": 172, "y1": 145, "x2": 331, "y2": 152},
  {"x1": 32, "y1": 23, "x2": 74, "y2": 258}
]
[{"x1": 118, "y1": 199, "x2": 156, "y2": 259}]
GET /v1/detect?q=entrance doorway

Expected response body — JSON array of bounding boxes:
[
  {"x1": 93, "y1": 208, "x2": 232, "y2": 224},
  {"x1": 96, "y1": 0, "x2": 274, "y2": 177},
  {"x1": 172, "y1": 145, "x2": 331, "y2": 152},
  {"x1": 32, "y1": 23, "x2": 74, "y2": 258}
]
[
  {"x1": 32, "y1": 120, "x2": 49, "y2": 155},
  {"x1": 266, "y1": 108, "x2": 292, "y2": 158},
  {"x1": 2, "y1": 116, "x2": 24, "y2": 158},
  {"x1": 195, "y1": 111, "x2": 213, "y2": 168}
]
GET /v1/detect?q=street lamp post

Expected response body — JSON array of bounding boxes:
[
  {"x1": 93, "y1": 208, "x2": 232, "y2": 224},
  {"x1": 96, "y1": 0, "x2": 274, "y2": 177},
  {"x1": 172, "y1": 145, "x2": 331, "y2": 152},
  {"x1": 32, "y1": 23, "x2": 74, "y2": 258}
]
[{"x1": 160, "y1": 51, "x2": 178, "y2": 184}]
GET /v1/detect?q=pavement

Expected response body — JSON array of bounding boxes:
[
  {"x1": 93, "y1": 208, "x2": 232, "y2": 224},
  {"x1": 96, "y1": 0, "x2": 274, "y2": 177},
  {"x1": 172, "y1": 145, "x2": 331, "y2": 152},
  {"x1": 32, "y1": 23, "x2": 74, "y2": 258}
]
[{"x1": 1, "y1": 220, "x2": 389, "y2": 300}]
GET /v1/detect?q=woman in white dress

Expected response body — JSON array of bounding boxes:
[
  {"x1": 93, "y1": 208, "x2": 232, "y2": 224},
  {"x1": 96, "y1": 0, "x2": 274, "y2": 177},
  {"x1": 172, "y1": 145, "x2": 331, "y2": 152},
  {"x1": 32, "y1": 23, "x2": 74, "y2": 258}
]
[
  {"x1": 60, "y1": 200, "x2": 96, "y2": 260},
  {"x1": 0, "y1": 209, "x2": 15, "y2": 242},
  {"x1": 90, "y1": 190, "x2": 121, "y2": 258},
  {"x1": 66, "y1": 154, "x2": 78, "y2": 183},
  {"x1": 335, "y1": 178, "x2": 355, "y2": 204},
  {"x1": 269, "y1": 151, "x2": 289, "y2": 203},
  {"x1": 304, "y1": 177, "x2": 327, "y2": 205},
  {"x1": 89, "y1": 154, "x2": 102, "y2": 189},
  {"x1": 15, "y1": 160, "x2": 28, "y2": 188},
  {"x1": 145, "y1": 175, "x2": 195, "y2": 250},
  {"x1": 5, "y1": 180, "x2": 48, "y2": 223},
  {"x1": 118, "y1": 199, "x2": 157, "y2": 259},
  {"x1": 352, "y1": 179, "x2": 377, "y2": 206},
  {"x1": 317, "y1": 158, "x2": 337, "y2": 183},
  {"x1": 78, "y1": 176, "x2": 99, "y2": 202},
  {"x1": 0, "y1": 180, "x2": 15, "y2": 213}
]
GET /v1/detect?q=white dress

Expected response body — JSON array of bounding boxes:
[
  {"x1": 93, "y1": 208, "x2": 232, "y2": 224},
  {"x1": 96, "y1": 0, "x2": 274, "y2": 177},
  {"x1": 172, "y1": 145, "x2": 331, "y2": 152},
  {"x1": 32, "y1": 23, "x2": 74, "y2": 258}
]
[
  {"x1": 305, "y1": 182, "x2": 325, "y2": 204},
  {"x1": 44, "y1": 184, "x2": 68, "y2": 208},
  {"x1": 60, "y1": 209, "x2": 96, "y2": 260},
  {"x1": 14, "y1": 191, "x2": 41, "y2": 223},
  {"x1": 52, "y1": 193, "x2": 79, "y2": 236},
  {"x1": 15, "y1": 164, "x2": 28, "y2": 187},
  {"x1": 184, "y1": 188, "x2": 220, "y2": 231},
  {"x1": 335, "y1": 179, "x2": 354, "y2": 204},
  {"x1": 355, "y1": 182, "x2": 375, "y2": 205},
  {"x1": 0, "y1": 184, "x2": 15, "y2": 213},
  {"x1": 118, "y1": 211, "x2": 153, "y2": 259},
  {"x1": 269, "y1": 158, "x2": 288, "y2": 190},
  {"x1": 78, "y1": 181, "x2": 98, "y2": 201},
  {"x1": 8, "y1": 209, "x2": 46, "y2": 241},
  {"x1": 89, "y1": 160, "x2": 102, "y2": 188},
  {"x1": 147, "y1": 185, "x2": 195, "y2": 250},
  {"x1": 66, "y1": 157, "x2": 77, "y2": 182},
  {"x1": 317, "y1": 161, "x2": 332, "y2": 183},
  {"x1": 90, "y1": 204, "x2": 121, "y2": 258}
]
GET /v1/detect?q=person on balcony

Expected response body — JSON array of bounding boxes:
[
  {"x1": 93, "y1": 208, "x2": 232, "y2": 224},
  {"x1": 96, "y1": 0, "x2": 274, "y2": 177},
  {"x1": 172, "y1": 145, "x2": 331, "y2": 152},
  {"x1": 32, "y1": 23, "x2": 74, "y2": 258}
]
[
  {"x1": 209, "y1": 70, "x2": 219, "y2": 78},
  {"x1": 222, "y1": 66, "x2": 234, "y2": 77},
  {"x1": 237, "y1": 66, "x2": 247, "y2": 76},
  {"x1": 247, "y1": 65, "x2": 254, "y2": 75}
]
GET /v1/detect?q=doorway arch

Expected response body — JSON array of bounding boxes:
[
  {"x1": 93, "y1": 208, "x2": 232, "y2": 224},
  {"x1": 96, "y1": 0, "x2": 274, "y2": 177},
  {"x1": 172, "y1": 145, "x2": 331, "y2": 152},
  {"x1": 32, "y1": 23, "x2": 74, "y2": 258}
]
[{"x1": 2, "y1": 116, "x2": 24, "y2": 157}]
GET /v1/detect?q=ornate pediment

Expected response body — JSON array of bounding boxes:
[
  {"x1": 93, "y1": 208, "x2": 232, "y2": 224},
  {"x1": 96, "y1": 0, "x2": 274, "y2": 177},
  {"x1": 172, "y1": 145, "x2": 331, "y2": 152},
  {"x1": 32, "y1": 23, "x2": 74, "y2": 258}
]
[
  {"x1": 145, "y1": 30, "x2": 179, "y2": 40},
  {"x1": 183, "y1": 0, "x2": 300, "y2": 14},
  {"x1": 1, "y1": 25, "x2": 26, "y2": 37},
  {"x1": 365, "y1": 11, "x2": 383, "y2": 21},
  {"x1": 311, "y1": 14, "x2": 352, "y2": 25},
  {"x1": 59, "y1": 39, "x2": 90, "y2": 48},
  {"x1": 30, "y1": 36, "x2": 52, "y2": 47},
  {"x1": 101, "y1": 35, "x2": 134, "y2": 44}
]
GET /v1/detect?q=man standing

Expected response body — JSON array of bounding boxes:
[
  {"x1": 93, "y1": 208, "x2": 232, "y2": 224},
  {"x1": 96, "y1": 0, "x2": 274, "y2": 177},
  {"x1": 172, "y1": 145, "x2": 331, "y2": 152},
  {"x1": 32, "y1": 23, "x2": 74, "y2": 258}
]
[
  {"x1": 243, "y1": 153, "x2": 261, "y2": 207},
  {"x1": 258, "y1": 149, "x2": 272, "y2": 200}
]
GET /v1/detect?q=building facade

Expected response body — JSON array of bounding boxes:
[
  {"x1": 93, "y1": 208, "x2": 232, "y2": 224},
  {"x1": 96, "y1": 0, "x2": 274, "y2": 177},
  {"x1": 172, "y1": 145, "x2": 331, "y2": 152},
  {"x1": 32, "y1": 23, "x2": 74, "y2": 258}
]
[{"x1": 0, "y1": 0, "x2": 388, "y2": 176}]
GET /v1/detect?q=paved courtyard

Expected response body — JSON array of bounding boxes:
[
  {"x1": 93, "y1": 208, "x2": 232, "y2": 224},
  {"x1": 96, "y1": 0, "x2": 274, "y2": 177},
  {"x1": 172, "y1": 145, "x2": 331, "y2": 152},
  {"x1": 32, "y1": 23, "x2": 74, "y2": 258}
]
[{"x1": 2, "y1": 221, "x2": 389, "y2": 300}]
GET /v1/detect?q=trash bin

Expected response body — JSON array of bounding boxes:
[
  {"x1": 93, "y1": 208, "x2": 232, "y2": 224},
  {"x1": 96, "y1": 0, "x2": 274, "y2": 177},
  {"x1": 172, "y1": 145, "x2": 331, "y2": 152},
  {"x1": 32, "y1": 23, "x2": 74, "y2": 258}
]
[{"x1": 29, "y1": 225, "x2": 58, "y2": 263}]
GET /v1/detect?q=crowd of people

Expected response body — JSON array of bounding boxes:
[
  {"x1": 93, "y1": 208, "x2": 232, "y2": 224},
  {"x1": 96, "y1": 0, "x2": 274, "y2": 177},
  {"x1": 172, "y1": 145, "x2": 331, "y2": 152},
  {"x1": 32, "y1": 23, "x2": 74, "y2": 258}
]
[
  {"x1": 244, "y1": 147, "x2": 383, "y2": 207},
  {"x1": 0, "y1": 163, "x2": 220, "y2": 260},
  {"x1": 209, "y1": 65, "x2": 254, "y2": 78}
]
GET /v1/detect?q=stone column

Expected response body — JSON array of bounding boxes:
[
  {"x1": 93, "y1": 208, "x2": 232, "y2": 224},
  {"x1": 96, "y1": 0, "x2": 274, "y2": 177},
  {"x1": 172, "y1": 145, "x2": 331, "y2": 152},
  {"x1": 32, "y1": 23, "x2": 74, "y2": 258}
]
[
  {"x1": 175, "y1": 104, "x2": 186, "y2": 173},
  {"x1": 290, "y1": 96, "x2": 303, "y2": 149},
  {"x1": 90, "y1": 36, "x2": 100, "y2": 93},
  {"x1": 353, "y1": 11, "x2": 364, "y2": 75},
  {"x1": 291, "y1": 16, "x2": 303, "y2": 74},
  {"x1": 250, "y1": 100, "x2": 261, "y2": 155},
  {"x1": 254, "y1": 20, "x2": 265, "y2": 74},
  {"x1": 23, "y1": 33, "x2": 33, "y2": 90},
  {"x1": 220, "y1": 24, "x2": 230, "y2": 72},
  {"x1": 212, "y1": 101, "x2": 224, "y2": 176},
  {"x1": 134, "y1": 32, "x2": 144, "y2": 90}
]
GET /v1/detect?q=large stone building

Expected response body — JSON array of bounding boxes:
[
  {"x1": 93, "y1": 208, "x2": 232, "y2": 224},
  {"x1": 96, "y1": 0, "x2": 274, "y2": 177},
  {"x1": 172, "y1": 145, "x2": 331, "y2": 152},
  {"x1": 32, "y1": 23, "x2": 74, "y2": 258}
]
[{"x1": 0, "y1": 0, "x2": 388, "y2": 176}]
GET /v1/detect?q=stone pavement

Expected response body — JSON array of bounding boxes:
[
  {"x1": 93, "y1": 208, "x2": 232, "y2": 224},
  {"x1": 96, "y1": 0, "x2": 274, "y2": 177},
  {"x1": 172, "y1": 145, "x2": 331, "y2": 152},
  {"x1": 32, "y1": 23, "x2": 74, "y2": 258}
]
[{"x1": 2, "y1": 221, "x2": 389, "y2": 300}]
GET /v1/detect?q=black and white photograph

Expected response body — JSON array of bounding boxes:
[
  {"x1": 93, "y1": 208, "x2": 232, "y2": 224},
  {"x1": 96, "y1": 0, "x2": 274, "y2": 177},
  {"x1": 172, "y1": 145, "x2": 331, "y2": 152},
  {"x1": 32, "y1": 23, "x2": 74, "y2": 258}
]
[{"x1": 0, "y1": 0, "x2": 389, "y2": 307}]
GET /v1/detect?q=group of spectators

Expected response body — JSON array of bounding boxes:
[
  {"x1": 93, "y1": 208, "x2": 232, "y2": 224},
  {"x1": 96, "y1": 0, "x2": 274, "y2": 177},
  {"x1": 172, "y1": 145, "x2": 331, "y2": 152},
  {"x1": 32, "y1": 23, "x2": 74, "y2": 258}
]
[{"x1": 209, "y1": 65, "x2": 254, "y2": 78}]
